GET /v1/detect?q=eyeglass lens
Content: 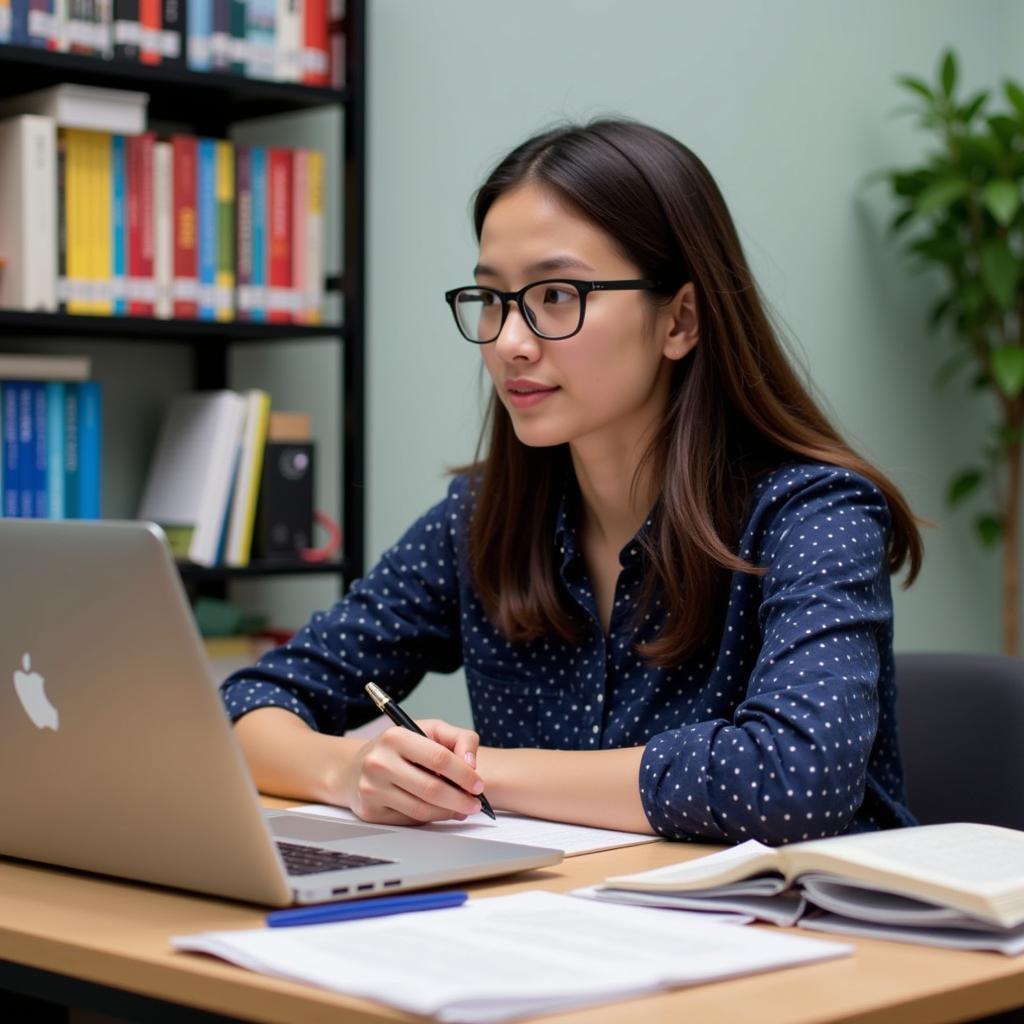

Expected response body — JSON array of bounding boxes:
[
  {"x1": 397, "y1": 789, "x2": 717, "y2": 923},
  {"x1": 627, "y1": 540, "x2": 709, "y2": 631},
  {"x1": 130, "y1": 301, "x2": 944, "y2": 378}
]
[{"x1": 454, "y1": 282, "x2": 583, "y2": 342}]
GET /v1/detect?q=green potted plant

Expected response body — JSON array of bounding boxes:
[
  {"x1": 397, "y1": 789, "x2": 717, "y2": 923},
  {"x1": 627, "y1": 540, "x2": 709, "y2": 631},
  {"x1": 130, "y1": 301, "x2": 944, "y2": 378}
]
[{"x1": 878, "y1": 49, "x2": 1024, "y2": 655}]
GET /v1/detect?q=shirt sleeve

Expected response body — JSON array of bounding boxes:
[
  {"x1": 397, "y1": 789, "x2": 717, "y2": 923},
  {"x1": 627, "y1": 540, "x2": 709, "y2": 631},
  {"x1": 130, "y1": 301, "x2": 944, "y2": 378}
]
[
  {"x1": 639, "y1": 468, "x2": 893, "y2": 845},
  {"x1": 219, "y1": 479, "x2": 468, "y2": 734}
]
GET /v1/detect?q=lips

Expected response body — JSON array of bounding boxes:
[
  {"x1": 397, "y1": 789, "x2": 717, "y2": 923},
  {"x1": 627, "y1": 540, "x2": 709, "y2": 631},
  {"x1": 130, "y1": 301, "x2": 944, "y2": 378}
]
[{"x1": 504, "y1": 379, "x2": 559, "y2": 409}]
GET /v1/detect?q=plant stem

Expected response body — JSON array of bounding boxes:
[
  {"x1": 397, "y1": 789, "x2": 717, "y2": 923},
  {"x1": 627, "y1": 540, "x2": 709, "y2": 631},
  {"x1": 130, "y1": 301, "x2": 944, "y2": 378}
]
[{"x1": 1005, "y1": 422, "x2": 1022, "y2": 656}]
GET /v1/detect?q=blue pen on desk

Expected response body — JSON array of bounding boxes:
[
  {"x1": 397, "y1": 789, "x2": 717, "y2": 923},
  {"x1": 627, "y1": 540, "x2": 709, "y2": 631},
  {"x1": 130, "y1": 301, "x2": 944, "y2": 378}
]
[
  {"x1": 267, "y1": 890, "x2": 468, "y2": 928},
  {"x1": 365, "y1": 681, "x2": 497, "y2": 820}
]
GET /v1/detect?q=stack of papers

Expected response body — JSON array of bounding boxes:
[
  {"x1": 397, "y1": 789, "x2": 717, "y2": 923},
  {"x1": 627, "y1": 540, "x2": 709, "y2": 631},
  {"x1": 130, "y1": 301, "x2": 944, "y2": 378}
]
[{"x1": 174, "y1": 891, "x2": 851, "y2": 1023}]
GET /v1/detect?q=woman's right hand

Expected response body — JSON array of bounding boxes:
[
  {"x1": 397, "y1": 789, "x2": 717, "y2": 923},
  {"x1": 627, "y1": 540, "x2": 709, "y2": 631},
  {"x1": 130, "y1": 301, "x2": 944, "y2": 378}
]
[{"x1": 339, "y1": 719, "x2": 486, "y2": 826}]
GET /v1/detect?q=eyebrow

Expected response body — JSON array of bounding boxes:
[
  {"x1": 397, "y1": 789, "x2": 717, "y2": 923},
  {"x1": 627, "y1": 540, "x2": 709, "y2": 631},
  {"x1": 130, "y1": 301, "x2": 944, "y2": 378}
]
[{"x1": 472, "y1": 255, "x2": 596, "y2": 279}]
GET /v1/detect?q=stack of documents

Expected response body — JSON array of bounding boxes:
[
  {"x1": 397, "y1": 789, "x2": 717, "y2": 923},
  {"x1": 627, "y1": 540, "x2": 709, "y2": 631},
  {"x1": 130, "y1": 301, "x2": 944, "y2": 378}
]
[{"x1": 174, "y1": 891, "x2": 850, "y2": 1022}]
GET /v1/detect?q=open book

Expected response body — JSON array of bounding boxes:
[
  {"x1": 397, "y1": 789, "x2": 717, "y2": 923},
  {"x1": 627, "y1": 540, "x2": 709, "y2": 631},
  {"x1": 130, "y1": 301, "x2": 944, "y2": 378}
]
[{"x1": 596, "y1": 823, "x2": 1024, "y2": 954}]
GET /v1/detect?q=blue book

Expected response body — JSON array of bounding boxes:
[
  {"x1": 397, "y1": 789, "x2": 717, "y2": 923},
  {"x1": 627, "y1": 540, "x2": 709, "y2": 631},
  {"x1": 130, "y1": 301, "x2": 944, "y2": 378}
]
[
  {"x1": 63, "y1": 385, "x2": 79, "y2": 519},
  {"x1": 17, "y1": 384, "x2": 35, "y2": 519},
  {"x1": 2, "y1": 382, "x2": 19, "y2": 518},
  {"x1": 197, "y1": 138, "x2": 217, "y2": 322},
  {"x1": 46, "y1": 382, "x2": 65, "y2": 519},
  {"x1": 10, "y1": 0, "x2": 29, "y2": 44},
  {"x1": 250, "y1": 145, "x2": 267, "y2": 323},
  {"x1": 76, "y1": 381, "x2": 102, "y2": 520},
  {"x1": 31, "y1": 383, "x2": 47, "y2": 518},
  {"x1": 112, "y1": 135, "x2": 126, "y2": 317},
  {"x1": 186, "y1": 0, "x2": 212, "y2": 70}
]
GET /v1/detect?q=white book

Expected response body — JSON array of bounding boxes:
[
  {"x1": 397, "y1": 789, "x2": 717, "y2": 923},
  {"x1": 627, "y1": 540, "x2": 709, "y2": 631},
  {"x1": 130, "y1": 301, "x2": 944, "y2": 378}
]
[
  {"x1": 153, "y1": 141, "x2": 173, "y2": 320},
  {"x1": 602, "y1": 822, "x2": 1024, "y2": 943},
  {"x1": 173, "y1": 891, "x2": 850, "y2": 1024},
  {"x1": 224, "y1": 389, "x2": 271, "y2": 567},
  {"x1": 0, "y1": 115, "x2": 57, "y2": 313},
  {"x1": 137, "y1": 391, "x2": 247, "y2": 567},
  {"x1": 0, "y1": 85, "x2": 147, "y2": 137},
  {"x1": 0, "y1": 354, "x2": 90, "y2": 381},
  {"x1": 274, "y1": 0, "x2": 301, "y2": 81}
]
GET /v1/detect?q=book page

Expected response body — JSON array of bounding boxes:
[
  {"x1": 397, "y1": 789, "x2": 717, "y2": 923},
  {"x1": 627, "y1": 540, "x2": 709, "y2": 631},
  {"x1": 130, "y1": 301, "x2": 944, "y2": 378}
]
[
  {"x1": 293, "y1": 803, "x2": 660, "y2": 856},
  {"x1": 603, "y1": 838, "x2": 781, "y2": 891},
  {"x1": 173, "y1": 890, "x2": 851, "y2": 1023}
]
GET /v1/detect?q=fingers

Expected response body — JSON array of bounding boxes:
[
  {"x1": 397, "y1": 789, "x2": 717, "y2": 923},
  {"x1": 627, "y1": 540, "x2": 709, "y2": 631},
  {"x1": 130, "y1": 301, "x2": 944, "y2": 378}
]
[{"x1": 417, "y1": 720, "x2": 483, "y2": 792}]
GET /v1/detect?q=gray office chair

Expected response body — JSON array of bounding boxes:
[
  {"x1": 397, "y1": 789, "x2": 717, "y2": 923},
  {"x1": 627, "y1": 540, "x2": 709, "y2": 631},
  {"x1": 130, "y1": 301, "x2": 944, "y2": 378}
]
[{"x1": 895, "y1": 652, "x2": 1024, "y2": 832}]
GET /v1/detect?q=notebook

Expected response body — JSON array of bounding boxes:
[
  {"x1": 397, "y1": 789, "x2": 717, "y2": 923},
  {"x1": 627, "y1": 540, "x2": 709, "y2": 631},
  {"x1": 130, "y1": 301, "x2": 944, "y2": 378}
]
[{"x1": 0, "y1": 519, "x2": 562, "y2": 906}]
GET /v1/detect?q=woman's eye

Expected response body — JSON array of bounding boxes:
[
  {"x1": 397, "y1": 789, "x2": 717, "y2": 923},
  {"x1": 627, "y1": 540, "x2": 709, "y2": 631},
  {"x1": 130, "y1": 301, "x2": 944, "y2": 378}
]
[{"x1": 542, "y1": 287, "x2": 574, "y2": 304}]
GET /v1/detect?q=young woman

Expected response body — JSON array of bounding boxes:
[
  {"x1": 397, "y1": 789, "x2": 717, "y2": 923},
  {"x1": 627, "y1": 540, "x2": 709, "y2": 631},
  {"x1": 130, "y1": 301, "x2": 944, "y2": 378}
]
[{"x1": 223, "y1": 118, "x2": 922, "y2": 845}]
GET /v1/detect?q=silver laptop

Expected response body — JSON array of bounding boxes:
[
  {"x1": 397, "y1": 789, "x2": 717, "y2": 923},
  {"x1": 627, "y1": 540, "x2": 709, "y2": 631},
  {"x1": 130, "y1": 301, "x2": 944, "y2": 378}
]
[{"x1": 0, "y1": 519, "x2": 562, "y2": 906}]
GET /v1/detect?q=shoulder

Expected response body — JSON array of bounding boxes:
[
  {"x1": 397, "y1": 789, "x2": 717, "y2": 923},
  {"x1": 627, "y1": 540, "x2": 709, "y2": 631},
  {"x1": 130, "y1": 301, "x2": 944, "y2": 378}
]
[{"x1": 743, "y1": 462, "x2": 891, "y2": 562}]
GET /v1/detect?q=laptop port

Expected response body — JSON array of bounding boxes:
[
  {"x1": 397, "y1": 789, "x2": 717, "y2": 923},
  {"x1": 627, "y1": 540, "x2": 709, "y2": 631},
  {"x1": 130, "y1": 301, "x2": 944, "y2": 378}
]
[
  {"x1": 356, "y1": 883, "x2": 374, "y2": 891},
  {"x1": 383, "y1": 879, "x2": 401, "y2": 887},
  {"x1": 331, "y1": 886, "x2": 349, "y2": 895}
]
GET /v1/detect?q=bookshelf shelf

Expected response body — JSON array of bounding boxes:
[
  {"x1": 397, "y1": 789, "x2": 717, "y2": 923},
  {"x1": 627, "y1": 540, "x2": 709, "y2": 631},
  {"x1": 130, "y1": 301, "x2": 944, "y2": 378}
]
[
  {"x1": 0, "y1": 310, "x2": 347, "y2": 344},
  {"x1": 178, "y1": 558, "x2": 348, "y2": 582},
  {"x1": 0, "y1": 44, "x2": 349, "y2": 124}
]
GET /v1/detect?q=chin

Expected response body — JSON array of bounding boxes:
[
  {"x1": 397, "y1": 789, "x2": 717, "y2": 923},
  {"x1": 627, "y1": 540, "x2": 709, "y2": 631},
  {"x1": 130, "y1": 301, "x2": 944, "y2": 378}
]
[{"x1": 508, "y1": 421, "x2": 571, "y2": 448}]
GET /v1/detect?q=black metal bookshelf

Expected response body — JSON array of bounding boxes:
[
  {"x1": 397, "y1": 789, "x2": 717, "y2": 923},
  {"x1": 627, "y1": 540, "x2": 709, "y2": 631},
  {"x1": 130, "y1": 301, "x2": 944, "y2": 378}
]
[{"x1": 0, "y1": 0, "x2": 366, "y2": 586}]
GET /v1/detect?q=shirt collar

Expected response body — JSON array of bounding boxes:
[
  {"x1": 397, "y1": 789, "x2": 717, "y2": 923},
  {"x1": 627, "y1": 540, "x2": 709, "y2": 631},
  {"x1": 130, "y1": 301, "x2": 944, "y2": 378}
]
[{"x1": 554, "y1": 482, "x2": 657, "y2": 573}]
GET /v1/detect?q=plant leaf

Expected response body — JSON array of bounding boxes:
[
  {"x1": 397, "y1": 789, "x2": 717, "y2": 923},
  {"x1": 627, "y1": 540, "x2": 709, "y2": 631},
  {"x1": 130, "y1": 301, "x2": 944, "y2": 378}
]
[
  {"x1": 948, "y1": 468, "x2": 984, "y2": 506},
  {"x1": 975, "y1": 513, "x2": 1003, "y2": 548},
  {"x1": 982, "y1": 180, "x2": 1021, "y2": 226},
  {"x1": 960, "y1": 89, "x2": 990, "y2": 123},
  {"x1": 897, "y1": 75, "x2": 934, "y2": 102},
  {"x1": 941, "y1": 50, "x2": 957, "y2": 98},
  {"x1": 981, "y1": 241, "x2": 1018, "y2": 309},
  {"x1": 887, "y1": 208, "x2": 917, "y2": 236},
  {"x1": 992, "y1": 346, "x2": 1024, "y2": 398},
  {"x1": 916, "y1": 178, "x2": 968, "y2": 216},
  {"x1": 1005, "y1": 79, "x2": 1024, "y2": 121}
]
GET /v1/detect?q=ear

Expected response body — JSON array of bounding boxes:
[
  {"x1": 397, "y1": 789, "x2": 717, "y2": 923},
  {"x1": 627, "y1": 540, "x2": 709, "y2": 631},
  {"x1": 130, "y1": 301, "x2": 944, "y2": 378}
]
[{"x1": 661, "y1": 281, "x2": 699, "y2": 361}]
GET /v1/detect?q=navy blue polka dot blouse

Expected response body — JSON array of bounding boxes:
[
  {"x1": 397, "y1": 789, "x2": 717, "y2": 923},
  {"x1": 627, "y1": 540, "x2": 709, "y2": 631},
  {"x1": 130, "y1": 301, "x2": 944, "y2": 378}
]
[{"x1": 221, "y1": 462, "x2": 916, "y2": 845}]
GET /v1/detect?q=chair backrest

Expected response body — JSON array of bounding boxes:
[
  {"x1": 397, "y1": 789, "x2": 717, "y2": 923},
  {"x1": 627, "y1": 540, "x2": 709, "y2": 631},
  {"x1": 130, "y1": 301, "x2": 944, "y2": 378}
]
[{"x1": 895, "y1": 652, "x2": 1024, "y2": 831}]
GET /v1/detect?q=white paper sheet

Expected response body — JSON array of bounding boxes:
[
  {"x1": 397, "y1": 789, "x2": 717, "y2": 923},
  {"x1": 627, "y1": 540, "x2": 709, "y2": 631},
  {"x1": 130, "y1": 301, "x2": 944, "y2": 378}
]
[
  {"x1": 173, "y1": 890, "x2": 852, "y2": 1023},
  {"x1": 293, "y1": 803, "x2": 660, "y2": 856}
]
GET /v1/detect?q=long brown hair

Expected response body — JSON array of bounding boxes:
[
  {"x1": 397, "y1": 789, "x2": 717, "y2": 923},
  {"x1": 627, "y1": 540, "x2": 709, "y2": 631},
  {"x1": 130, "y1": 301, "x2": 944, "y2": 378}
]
[{"x1": 459, "y1": 118, "x2": 922, "y2": 666}]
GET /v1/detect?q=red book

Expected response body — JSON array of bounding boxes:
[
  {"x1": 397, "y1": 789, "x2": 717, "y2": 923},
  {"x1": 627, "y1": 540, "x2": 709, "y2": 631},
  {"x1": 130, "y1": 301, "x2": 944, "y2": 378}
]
[
  {"x1": 267, "y1": 148, "x2": 293, "y2": 324},
  {"x1": 172, "y1": 135, "x2": 198, "y2": 320},
  {"x1": 302, "y1": 0, "x2": 329, "y2": 86},
  {"x1": 140, "y1": 0, "x2": 162, "y2": 63},
  {"x1": 127, "y1": 133, "x2": 156, "y2": 317}
]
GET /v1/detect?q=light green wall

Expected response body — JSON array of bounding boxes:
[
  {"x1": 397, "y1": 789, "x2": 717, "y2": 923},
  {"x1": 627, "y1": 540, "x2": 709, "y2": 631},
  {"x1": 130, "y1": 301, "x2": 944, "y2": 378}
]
[{"x1": 364, "y1": 0, "x2": 1010, "y2": 724}]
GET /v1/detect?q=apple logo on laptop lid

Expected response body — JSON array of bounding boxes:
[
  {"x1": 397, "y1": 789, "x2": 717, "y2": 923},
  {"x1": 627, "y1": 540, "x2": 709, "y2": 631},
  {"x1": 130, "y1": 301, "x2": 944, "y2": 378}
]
[{"x1": 13, "y1": 653, "x2": 59, "y2": 731}]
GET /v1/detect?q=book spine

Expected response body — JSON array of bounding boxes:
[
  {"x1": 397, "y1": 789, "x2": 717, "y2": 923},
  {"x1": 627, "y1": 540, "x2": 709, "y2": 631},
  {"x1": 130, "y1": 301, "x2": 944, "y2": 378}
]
[
  {"x1": 10, "y1": 0, "x2": 28, "y2": 43},
  {"x1": 27, "y1": 0, "x2": 51, "y2": 47},
  {"x1": 94, "y1": 0, "x2": 112, "y2": 56},
  {"x1": 76, "y1": 380, "x2": 101, "y2": 519},
  {"x1": 172, "y1": 134, "x2": 198, "y2": 318},
  {"x1": 0, "y1": 0, "x2": 12, "y2": 42},
  {"x1": 185, "y1": 0, "x2": 209, "y2": 70},
  {"x1": 56, "y1": 131, "x2": 67, "y2": 312},
  {"x1": 93, "y1": 129, "x2": 113, "y2": 316},
  {"x1": 197, "y1": 137, "x2": 216, "y2": 321},
  {"x1": 0, "y1": 387, "x2": 4, "y2": 513},
  {"x1": 291, "y1": 148, "x2": 305, "y2": 323},
  {"x1": 32, "y1": 382, "x2": 48, "y2": 518},
  {"x1": 63, "y1": 384, "x2": 79, "y2": 519},
  {"x1": 235, "y1": 144, "x2": 252, "y2": 321},
  {"x1": 125, "y1": 134, "x2": 141, "y2": 316},
  {"x1": 111, "y1": 134, "x2": 126, "y2": 315},
  {"x1": 160, "y1": 0, "x2": 181, "y2": 62},
  {"x1": 209, "y1": 0, "x2": 228, "y2": 68},
  {"x1": 228, "y1": 0, "x2": 244, "y2": 72},
  {"x1": 275, "y1": 0, "x2": 299, "y2": 81},
  {"x1": 112, "y1": 0, "x2": 138, "y2": 58},
  {"x1": 135, "y1": 132, "x2": 156, "y2": 316},
  {"x1": 45, "y1": 381, "x2": 65, "y2": 519},
  {"x1": 244, "y1": 0, "x2": 273, "y2": 80},
  {"x1": 301, "y1": 0, "x2": 327, "y2": 86},
  {"x1": 305, "y1": 148, "x2": 323, "y2": 324},
  {"x1": 153, "y1": 140, "x2": 173, "y2": 318},
  {"x1": 267, "y1": 147, "x2": 292, "y2": 323},
  {"x1": 226, "y1": 390, "x2": 270, "y2": 566},
  {"x1": 62, "y1": 129, "x2": 83, "y2": 314},
  {"x1": 327, "y1": 4, "x2": 343, "y2": 89},
  {"x1": 215, "y1": 139, "x2": 234, "y2": 322},
  {"x1": 2, "y1": 382, "x2": 20, "y2": 518},
  {"x1": 249, "y1": 145, "x2": 266, "y2": 322},
  {"x1": 17, "y1": 384, "x2": 34, "y2": 518},
  {"x1": 138, "y1": 0, "x2": 159, "y2": 61},
  {"x1": 50, "y1": 0, "x2": 66, "y2": 49}
]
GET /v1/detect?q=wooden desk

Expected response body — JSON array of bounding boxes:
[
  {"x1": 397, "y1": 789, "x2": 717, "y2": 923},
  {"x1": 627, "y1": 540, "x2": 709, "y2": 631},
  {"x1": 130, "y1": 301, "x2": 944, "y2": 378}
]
[{"x1": 2, "y1": 817, "x2": 1024, "y2": 1024}]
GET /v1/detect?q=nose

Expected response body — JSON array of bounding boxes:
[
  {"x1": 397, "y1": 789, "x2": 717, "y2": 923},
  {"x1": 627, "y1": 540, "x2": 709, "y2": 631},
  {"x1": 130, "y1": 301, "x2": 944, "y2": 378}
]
[{"x1": 492, "y1": 300, "x2": 540, "y2": 362}]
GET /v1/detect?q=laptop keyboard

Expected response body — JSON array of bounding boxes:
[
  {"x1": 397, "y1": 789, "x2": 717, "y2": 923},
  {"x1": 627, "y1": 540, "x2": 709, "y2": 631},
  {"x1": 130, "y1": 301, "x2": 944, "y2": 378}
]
[{"x1": 276, "y1": 840, "x2": 396, "y2": 876}]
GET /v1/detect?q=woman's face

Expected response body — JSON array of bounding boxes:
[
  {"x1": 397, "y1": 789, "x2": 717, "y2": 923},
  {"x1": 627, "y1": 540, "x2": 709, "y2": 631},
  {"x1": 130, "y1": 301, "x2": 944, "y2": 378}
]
[{"x1": 476, "y1": 182, "x2": 684, "y2": 457}]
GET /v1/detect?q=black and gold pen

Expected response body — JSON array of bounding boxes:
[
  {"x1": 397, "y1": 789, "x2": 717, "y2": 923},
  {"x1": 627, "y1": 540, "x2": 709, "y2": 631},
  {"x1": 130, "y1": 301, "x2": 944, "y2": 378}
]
[{"x1": 364, "y1": 681, "x2": 497, "y2": 820}]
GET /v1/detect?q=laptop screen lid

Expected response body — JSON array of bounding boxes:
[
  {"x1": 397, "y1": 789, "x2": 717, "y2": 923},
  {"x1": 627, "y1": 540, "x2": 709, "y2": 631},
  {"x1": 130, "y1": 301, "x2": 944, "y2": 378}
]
[{"x1": 0, "y1": 520, "x2": 561, "y2": 906}]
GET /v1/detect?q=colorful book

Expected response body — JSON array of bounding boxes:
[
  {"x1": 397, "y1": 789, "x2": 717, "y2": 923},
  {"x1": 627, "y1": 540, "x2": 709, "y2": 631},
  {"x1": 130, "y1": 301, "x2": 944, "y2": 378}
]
[
  {"x1": 153, "y1": 139, "x2": 173, "y2": 318},
  {"x1": 138, "y1": 0, "x2": 160, "y2": 62},
  {"x1": 185, "y1": 0, "x2": 209, "y2": 69},
  {"x1": 171, "y1": 134, "x2": 198, "y2": 318},
  {"x1": 301, "y1": 0, "x2": 327, "y2": 86},
  {"x1": 290, "y1": 148, "x2": 306, "y2": 324},
  {"x1": 266, "y1": 147, "x2": 292, "y2": 323},
  {"x1": 214, "y1": 139, "x2": 234, "y2": 322},
  {"x1": 45, "y1": 381, "x2": 65, "y2": 518},
  {"x1": 76, "y1": 379, "x2": 101, "y2": 519},
  {"x1": 249, "y1": 144, "x2": 267, "y2": 322},
  {"x1": 63, "y1": 383, "x2": 79, "y2": 519},
  {"x1": 305, "y1": 148, "x2": 323, "y2": 324},
  {"x1": 17, "y1": 384, "x2": 35, "y2": 518},
  {"x1": 127, "y1": 132, "x2": 156, "y2": 316},
  {"x1": 111, "y1": 133, "x2": 126, "y2": 315},
  {"x1": 197, "y1": 137, "x2": 216, "y2": 320},
  {"x1": 3, "y1": 381, "x2": 19, "y2": 517},
  {"x1": 235, "y1": 144, "x2": 252, "y2": 320},
  {"x1": 224, "y1": 389, "x2": 270, "y2": 566},
  {"x1": 160, "y1": 0, "x2": 182, "y2": 63},
  {"x1": 244, "y1": 0, "x2": 274, "y2": 80}
]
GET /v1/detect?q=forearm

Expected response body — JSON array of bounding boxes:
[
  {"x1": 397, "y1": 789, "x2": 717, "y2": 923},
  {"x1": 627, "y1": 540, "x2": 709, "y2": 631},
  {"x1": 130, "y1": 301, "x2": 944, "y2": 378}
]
[
  {"x1": 479, "y1": 746, "x2": 655, "y2": 834},
  {"x1": 233, "y1": 706, "x2": 364, "y2": 806}
]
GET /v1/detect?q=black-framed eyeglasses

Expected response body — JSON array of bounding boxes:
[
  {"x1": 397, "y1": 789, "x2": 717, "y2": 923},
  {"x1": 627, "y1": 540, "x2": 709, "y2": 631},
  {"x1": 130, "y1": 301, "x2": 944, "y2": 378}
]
[{"x1": 443, "y1": 278, "x2": 658, "y2": 344}]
